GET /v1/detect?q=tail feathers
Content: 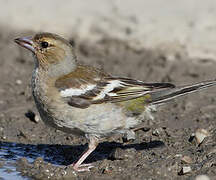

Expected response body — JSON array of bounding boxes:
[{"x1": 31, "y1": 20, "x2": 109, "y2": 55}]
[{"x1": 148, "y1": 80, "x2": 216, "y2": 105}]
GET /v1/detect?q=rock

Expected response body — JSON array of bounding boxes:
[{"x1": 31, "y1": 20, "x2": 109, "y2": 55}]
[
  {"x1": 175, "y1": 154, "x2": 182, "y2": 158},
  {"x1": 16, "y1": 79, "x2": 22, "y2": 85},
  {"x1": 125, "y1": 130, "x2": 136, "y2": 140},
  {"x1": 181, "y1": 156, "x2": 193, "y2": 164},
  {"x1": 25, "y1": 110, "x2": 40, "y2": 123},
  {"x1": 188, "y1": 133, "x2": 195, "y2": 143},
  {"x1": 178, "y1": 166, "x2": 192, "y2": 175},
  {"x1": 34, "y1": 115, "x2": 40, "y2": 123},
  {"x1": 152, "y1": 128, "x2": 162, "y2": 136},
  {"x1": 195, "y1": 129, "x2": 209, "y2": 145},
  {"x1": 182, "y1": 166, "x2": 192, "y2": 174},
  {"x1": 195, "y1": 175, "x2": 210, "y2": 180}
]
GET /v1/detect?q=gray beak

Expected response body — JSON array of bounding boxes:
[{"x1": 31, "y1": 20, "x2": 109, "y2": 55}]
[{"x1": 14, "y1": 36, "x2": 35, "y2": 53}]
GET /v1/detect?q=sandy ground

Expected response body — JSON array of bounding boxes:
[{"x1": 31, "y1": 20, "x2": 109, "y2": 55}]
[{"x1": 0, "y1": 28, "x2": 215, "y2": 179}]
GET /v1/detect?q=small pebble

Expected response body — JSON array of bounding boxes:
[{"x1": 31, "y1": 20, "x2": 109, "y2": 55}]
[
  {"x1": 188, "y1": 133, "x2": 195, "y2": 143},
  {"x1": 152, "y1": 128, "x2": 160, "y2": 136},
  {"x1": 195, "y1": 129, "x2": 209, "y2": 145},
  {"x1": 195, "y1": 175, "x2": 210, "y2": 180},
  {"x1": 125, "y1": 130, "x2": 135, "y2": 140},
  {"x1": 175, "y1": 154, "x2": 182, "y2": 158},
  {"x1": 181, "y1": 156, "x2": 193, "y2": 164},
  {"x1": 34, "y1": 115, "x2": 40, "y2": 123},
  {"x1": 182, "y1": 166, "x2": 191, "y2": 174},
  {"x1": 25, "y1": 110, "x2": 39, "y2": 123},
  {"x1": 179, "y1": 166, "x2": 192, "y2": 175},
  {"x1": 16, "y1": 79, "x2": 22, "y2": 85}
]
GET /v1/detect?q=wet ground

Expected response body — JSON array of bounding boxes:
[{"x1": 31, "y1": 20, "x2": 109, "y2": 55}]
[{"x1": 0, "y1": 29, "x2": 216, "y2": 179}]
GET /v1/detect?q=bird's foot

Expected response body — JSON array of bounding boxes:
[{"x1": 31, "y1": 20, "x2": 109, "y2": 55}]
[{"x1": 71, "y1": 163, "x2": 94, "y2": 172}]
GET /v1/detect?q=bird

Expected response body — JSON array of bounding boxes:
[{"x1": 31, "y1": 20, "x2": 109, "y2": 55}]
[{"x1": 14, "y1": 32, "x2": 216, "y2": 172}]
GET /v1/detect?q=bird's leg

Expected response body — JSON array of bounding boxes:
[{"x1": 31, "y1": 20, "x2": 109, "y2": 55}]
[{"x1": 72, "y1": 136, "x2": 98, "y2": 172}]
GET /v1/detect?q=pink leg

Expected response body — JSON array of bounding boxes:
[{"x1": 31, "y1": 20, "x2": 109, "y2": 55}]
[{"x1": 72, "y1": 136, "x2": 98, "y2": 172}]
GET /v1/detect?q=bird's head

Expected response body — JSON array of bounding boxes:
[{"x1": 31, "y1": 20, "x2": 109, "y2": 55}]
[{"x1": 15, "y1": 32, "x2": 77, "y2": 77}]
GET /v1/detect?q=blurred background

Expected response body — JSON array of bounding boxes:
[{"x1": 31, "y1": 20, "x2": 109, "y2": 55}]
[
  {"x1": 2, "y1": 0, "x2": 216, "y2": 59},
  {"x1": 0, "y1": 0, "x2": 216, "y2": 179}
]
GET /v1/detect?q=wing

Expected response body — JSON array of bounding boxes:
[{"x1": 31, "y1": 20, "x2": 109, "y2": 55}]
[
  {"x1": 55, "y1": 66, "x2": 175, "y2": 108},
  {"x1": 73, "y1": 77, "x2": 175, "y2": 104}
]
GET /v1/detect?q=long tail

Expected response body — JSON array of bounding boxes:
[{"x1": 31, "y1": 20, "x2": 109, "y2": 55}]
[{"x1": 148, "y1": 80, "x2": 216, "y2": 105}]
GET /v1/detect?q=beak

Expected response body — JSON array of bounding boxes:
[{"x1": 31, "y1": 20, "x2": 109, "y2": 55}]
[{"x1": 14, "y1": 36, "x2": 35, "y2": 53}]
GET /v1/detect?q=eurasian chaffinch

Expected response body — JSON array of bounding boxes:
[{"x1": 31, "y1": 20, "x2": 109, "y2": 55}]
[{"x1": 14, "y1": 33, "x2": 216, "y2": 171}]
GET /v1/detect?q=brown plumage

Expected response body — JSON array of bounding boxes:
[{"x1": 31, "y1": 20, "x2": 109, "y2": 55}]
[{"x1": 55, "y1": 64, "x2": 110, "y2": 89}]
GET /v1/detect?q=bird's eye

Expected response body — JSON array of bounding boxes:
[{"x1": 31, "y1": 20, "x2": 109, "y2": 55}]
[{"x1": 40, "y1": 41, "x2": 49, "y2": 48}]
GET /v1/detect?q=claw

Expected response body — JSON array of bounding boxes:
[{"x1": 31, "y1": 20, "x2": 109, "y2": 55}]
[
  {"x1": 71, "y1": 163, "x2": 94, "y2": 172},
  {"x1": 69, "y1": 136, "x2": 98, "y2": 172}
]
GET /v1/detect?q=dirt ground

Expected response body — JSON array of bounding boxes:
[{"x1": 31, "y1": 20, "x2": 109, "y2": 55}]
[{"x1": 0, "y1": 28, "x2": 216, "y2": 179}]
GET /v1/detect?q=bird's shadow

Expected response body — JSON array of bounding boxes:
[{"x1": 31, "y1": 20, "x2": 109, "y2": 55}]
[{"x1": 0, "y1": 140, "x2": 164, "y2": 166}]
